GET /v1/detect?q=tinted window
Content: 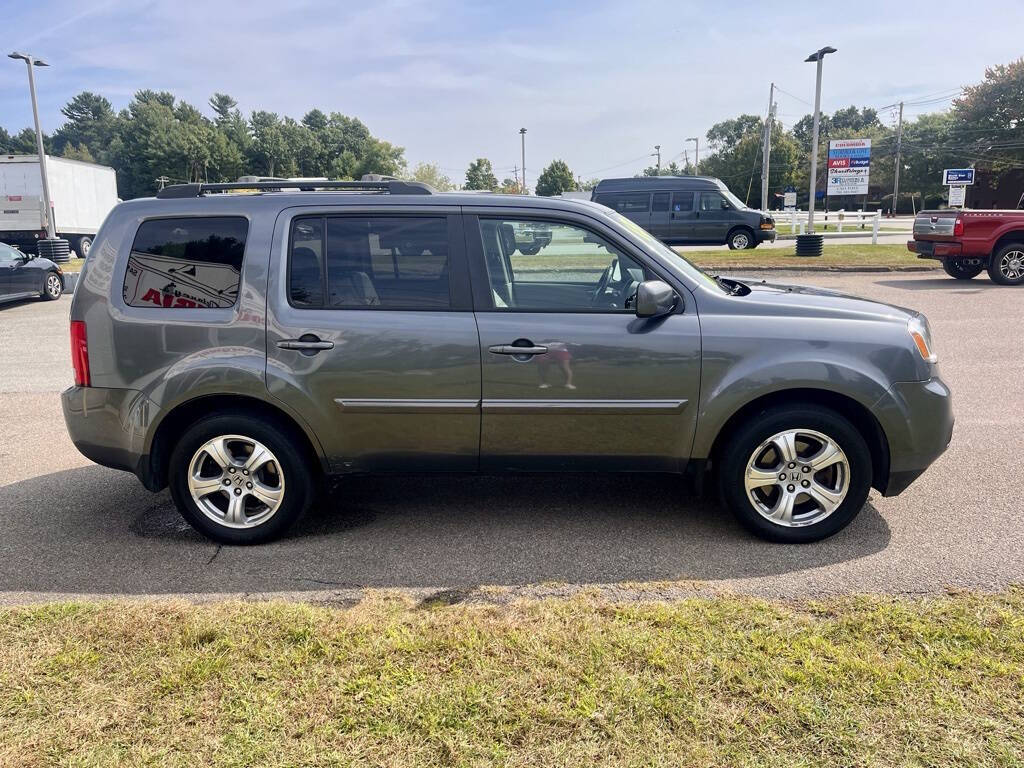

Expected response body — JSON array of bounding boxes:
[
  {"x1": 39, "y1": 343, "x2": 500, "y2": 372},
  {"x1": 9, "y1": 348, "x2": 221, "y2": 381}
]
[
  {"x1": 123, "y1": 217, "x2": 247, "y2": 309},
  {"x1": 594, "y1": 192, "x2": 650, "y2": 213},
  {"x1": 700, "y1": 191, "x2": 729, "y2": 211},
  {"x1": 672, "y1": 191, "x2": 694, "y2": 212},
  {"x1": 288, "y1": 216, "x2": 450, "y2": 309},
  {"x1": 652, "y1": 192, "x2": 670, "y2": 212},
  {"x1": 478, "y1": 218, "x2": 648, "y2": 311}
]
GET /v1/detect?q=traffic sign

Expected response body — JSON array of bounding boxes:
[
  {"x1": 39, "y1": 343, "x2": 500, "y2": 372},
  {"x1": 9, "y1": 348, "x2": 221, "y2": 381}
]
[{"x1": 943, "y1": 168, "x2": 975, "y2": 185}]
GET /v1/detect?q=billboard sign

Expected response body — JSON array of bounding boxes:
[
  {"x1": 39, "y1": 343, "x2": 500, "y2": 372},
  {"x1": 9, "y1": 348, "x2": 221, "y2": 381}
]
[
  {"x1": 943, "y1": 168, "x2": 975, "y2": 185},
  {"x1": 827, "y1": 139, "x2": 871, "y2": 195}
]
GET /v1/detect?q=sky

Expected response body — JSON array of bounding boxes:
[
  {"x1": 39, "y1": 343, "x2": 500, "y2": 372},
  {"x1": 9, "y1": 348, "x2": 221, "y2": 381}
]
[{"x1": 2, "y1": 0, "x2": 1024, "y2": 186}]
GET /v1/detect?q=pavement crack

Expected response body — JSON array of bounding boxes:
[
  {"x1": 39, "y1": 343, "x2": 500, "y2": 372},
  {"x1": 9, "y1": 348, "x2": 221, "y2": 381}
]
[{"x1": 206, "y1": 545, "x2": 222, "y2": 566}]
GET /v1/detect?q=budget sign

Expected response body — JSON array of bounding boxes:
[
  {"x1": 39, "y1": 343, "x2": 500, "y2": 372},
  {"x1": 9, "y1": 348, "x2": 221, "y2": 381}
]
[{"x1": 827, "y1": 139, "x2": 871, "y2": 195}]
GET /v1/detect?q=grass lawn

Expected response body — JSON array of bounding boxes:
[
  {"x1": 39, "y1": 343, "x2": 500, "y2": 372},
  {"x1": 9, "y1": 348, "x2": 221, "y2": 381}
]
[
  {"x1": 685, "y1": 242, "x2": 928, "y2": 270},
  {"x1": 2, "y1": 591, "x2": 1022, "y2": 766}
]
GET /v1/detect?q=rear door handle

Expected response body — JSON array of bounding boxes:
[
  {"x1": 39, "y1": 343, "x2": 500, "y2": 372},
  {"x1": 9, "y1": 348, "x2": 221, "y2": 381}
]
[
  {"x1": 277, "y1": 337, "x2": 334, "y2": 351},
  {"x1": 488, "y1": 344, "x2": 548, "y2": 356}
]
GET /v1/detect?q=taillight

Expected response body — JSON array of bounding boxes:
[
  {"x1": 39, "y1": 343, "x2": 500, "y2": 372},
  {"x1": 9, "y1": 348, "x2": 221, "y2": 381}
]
[
  {"x1": 70, "y1": 320, "x2": 90, "y2": 387},
  {"x1": 953, "y1": 216, "x2": 964, "y2": 237}
]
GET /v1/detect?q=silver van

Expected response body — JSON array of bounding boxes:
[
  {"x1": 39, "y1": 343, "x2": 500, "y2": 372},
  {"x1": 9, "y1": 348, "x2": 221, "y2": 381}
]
[
  {"x1": 592, "y1": 176, "x2": 776, "y2": 250},
  {"x1": 62, "y1": 180, "x2": 952, "y2": 544}
]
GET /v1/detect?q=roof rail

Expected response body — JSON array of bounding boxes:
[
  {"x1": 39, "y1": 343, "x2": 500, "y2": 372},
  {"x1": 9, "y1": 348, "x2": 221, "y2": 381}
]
[{"x1": 155, "y1": 179, "x2": 433, "y2": 199}]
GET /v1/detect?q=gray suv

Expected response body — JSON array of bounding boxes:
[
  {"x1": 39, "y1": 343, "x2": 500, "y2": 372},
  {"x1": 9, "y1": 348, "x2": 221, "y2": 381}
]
[{"x1": 62, "y1": 180, "x2": 953, "y2": 545}]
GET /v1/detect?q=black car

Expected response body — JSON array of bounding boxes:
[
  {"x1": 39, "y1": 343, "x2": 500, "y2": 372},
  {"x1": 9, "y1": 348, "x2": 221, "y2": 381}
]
[
  {"x1": 0, "y1": 241, "x2": 64, "y2": 304},
  {"x1": 592, "y1": 176, "x2": 776, "y2": 249}
]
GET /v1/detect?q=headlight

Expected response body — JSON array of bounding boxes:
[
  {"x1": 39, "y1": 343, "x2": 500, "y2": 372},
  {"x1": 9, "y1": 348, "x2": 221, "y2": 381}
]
[{"x1": 908, "y1": 315, "x2": 937, "y2": 363}]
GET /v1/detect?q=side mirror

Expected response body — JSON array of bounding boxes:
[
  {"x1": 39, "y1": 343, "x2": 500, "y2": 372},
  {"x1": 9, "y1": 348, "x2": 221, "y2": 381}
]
[{"x1": 635, "y1": 280, "x2": 677, "y2": 318}]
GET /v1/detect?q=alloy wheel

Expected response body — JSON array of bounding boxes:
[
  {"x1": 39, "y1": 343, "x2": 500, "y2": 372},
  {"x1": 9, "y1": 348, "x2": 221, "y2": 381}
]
[
  {"x1": 999, "y1": 249, "x2": 1024, "y2": 280},
  {"x1": 743, "y1": 428, "x2": 850, "y2": 528},
  {"x1": 187, "y1": 435, "x2": 285, "y2": 528},
  {"x1": 46, "y1": 274, "x2": 62, "y2": 297}
]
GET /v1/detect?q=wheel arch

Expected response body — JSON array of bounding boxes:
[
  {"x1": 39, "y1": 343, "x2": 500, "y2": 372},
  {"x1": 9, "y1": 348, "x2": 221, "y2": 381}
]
[
  {"x1": 727, "y1": 225, "x2": 756, "y2": 248},
  {"x1": 992, "y1": 230, "x2": 1024, "y2": 256},
  {"x1": 704, "y1": 387, "x2": 890, "y2": 493},
  {"x1": 143, "y1": 393, "x2": 327, "y2": 491}
]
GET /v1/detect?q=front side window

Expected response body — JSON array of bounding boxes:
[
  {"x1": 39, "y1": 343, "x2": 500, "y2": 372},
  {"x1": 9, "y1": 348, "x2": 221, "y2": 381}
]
[
  {"x1": 123, "y1": 216, "x2": 247, "y2": 309},
  {"x1": 699, "y1": 191, "x2": 729, "y2": 212},
  {"x1": 0, "y1": 243, "x2": 22, "y2": 262},
  {"x1": 478, "y1": 218, "x2": 649, "y2": 311},
  {"x1": 288, "y1": 216, "x2": 450, "y2": 309}
]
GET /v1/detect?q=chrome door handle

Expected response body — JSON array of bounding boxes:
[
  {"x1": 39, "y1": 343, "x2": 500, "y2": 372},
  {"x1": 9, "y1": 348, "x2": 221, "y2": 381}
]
[
  {"x1": 488, "y1": 344, "x2": 548, "y2": 356},
  {"x1": 277, "y1": 338, "x2": 334, "y2": 351}
]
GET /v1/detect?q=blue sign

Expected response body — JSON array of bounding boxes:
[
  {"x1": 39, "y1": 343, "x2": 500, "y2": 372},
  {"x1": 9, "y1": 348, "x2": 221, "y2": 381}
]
[{"x1": 943, "y1": 168, "x2": 975, "y2": 185}]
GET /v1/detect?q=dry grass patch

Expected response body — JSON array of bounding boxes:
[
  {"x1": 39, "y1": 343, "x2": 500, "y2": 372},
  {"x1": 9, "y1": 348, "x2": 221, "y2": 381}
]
[{"x1": 1, "y1": 591, "x2": 1023, "y2": 766}]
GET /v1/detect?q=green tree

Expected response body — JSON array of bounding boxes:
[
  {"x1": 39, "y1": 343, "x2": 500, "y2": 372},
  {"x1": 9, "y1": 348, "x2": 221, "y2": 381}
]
[
  {"x1": 62, "y1": 143, "x2": 95, "y2": 163},
  {"x1": 409, "y1": 162, "x2": 454, "y2": 191},
  {"x1": 950, "y1": 58, "x2": 1024, "y2": 175},
  {"x1": 498, "y1": 177, "x2": 521, "y2": 194},
  {"x1": 53, "y1": 92, "x2": 116, "y2": 161},
  {"x1": 464, "y1": 158, "x2": 498, "y2": 190},
  {"x1": 248, "y1": 111, "x2": 289, "y2": 177},
  {"x1": 535, "y1": 159, "x2": 576, "y2": 196}
]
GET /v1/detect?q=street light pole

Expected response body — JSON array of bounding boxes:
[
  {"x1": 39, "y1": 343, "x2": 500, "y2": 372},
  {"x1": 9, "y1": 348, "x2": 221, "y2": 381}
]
[
  {"x1": 519, "y1": 128, "x2": 527, "y2": 194},
  {"x1": 804, "y1": 46, "x2": 836, "y2": 234},
  {"x1": 687, "y1": 137, "x2": 699, "y2": 170},
  {"x1": 8, "y1": 51, "x2": 55, "y2": 239}
]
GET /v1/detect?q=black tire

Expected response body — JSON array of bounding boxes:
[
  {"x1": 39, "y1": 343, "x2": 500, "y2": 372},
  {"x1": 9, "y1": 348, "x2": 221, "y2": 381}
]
[
  {"x1": 727, "y1": 227, "x2": 755, "y2": 250},
  {"x1": 519, "y1": 244, "x2": 541, "y2": 255},
  {"x1": 41, "y1": 271, "x2": 63, "y2": 301},
  {"x1": 168, "y1": 412, "x2": 315, "y2": 544},
  {"x1": 717, "y1": 404, "x2": 872, "y2": 543},
  {"x1": 987, "y1": 242, "x2": 1024, "y2": 286},
  {"x1": 942, "y1": 260, "x2": 983, "y2": 280},
  {"x1": 74, "y1": 236, "x2": 92, "y2": 259}
]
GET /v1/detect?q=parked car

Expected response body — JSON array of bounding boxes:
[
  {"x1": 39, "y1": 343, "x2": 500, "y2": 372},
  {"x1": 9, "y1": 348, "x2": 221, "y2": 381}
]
[
  {"x1": 908, "y1": 208, "x2": 1024, "y2": 284},
  {"x1": 0, "y1": 241, "x2": 64, "y2": 304},
  {"x1": 591, "y1": 176, "x2": 776, "y2": 249},
  {"x1": 62, "y1": 179, "x2": 952, "y2": 545}
]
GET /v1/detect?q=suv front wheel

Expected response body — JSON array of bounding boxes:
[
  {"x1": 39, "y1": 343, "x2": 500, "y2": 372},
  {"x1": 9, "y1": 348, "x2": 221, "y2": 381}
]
[
  {"x1": 717, "y1": 405, "x2": 872, "y2": 543},
  {"x1": 168, "y1": 413, "x2": 314, "y2": 544}
]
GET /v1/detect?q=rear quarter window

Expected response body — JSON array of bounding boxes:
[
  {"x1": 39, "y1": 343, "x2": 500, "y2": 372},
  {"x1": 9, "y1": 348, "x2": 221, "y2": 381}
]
[{"x1": 122, "y1": 216, "x2": 248, "y2": 309}]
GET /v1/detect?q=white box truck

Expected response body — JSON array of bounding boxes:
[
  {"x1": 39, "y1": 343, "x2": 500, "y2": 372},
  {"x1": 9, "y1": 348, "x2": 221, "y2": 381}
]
[{"x1": 0, "y1": 154, "x2": 119, "y2": 258}]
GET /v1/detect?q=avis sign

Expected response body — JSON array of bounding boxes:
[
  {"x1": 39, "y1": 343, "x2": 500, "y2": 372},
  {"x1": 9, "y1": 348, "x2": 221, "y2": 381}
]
[{"x1": 827, "y1": 138, "x2": 871, "y2": 196}]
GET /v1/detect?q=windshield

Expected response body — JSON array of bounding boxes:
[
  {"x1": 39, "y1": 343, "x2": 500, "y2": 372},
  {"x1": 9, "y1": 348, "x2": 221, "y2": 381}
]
[
  {"x1": 720, "y1": 186, "x2": 748, "y2": 210},
  {"x1": 595, "y1": 207, "x2": 729, "y2": 293}
]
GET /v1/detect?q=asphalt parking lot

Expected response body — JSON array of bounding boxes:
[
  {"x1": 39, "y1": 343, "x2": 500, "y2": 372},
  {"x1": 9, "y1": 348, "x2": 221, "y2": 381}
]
[{"x1": 0, "y1": 270, "x2": 1021, "y2": 603}]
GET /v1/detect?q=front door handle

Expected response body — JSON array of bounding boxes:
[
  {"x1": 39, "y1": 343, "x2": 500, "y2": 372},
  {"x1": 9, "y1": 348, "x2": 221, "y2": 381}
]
[
  {"x1": 277, "y1": 336, "x2": 334, "y2": 352},
  {"x1": 488, "y1": 343, "x2": 548, "y2": 356}
]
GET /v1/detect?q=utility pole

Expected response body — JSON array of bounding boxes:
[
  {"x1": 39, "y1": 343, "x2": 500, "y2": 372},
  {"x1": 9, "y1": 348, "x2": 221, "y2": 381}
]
[
  {"x1": 683, "y1": 150, "x2": 689, "y2": 170},
  {"x1": 652, "y1": 144, "x2": 661, "y2": 173},
  {"x1": 155, "y1": 175, "x2": 170, "y2": 190},
  {"x1": 761, "y1": 82, "x2": 775, "y2": 212},
  {"x1": 687, "y1": 137, "x2": 699, "y2": 169},
  {"x1": 8, "y1": 52, "x2": 55, "y2": 239},
  {"x1": 891, "y1": 101, "x2": 904, "y2": 217},
  {"x1": 519, "y1": 128, "x2": 527, "y2": 194},
  {"x1": 804, "y1": 46, "x2": 837, "y2": 233}
]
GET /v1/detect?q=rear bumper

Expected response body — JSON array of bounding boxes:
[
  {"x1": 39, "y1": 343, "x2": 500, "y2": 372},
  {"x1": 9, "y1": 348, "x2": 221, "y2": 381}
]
[
  {"x1": 871, "y1": 376, "x2": 954, "y2": 496},
  {"x1": 907, "y1": 239, "x2": 963, "y2": 260},
  {"x1": 61, "y1": 385, "x2": 157, "y2": 487}
]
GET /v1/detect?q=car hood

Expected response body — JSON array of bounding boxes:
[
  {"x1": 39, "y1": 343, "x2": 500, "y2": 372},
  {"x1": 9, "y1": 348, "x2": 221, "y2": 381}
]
[{"x1": 723, "y1": 276, "x2": 917, "y2": 323}]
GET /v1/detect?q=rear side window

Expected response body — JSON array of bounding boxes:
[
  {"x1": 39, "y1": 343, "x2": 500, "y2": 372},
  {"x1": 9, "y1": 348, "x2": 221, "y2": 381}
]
[
  {"x1": 593, "y1": 192, "x2": 651, "y2": 213},
  {"x1": 672, "y1": 191, "x2": 694, "y2": 212},
  {"x1": 652, "y1": 192, "x2": 670, "y2": 212},
  {"x1": 123, "y1": 216, "x2": 247, "y2": 309},
  {"x1": 288, "y1": 216, "x2": 451, "y2": 309}
]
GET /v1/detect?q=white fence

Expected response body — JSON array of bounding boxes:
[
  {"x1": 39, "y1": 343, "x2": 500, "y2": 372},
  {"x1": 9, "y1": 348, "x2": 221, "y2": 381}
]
[{"x1": 760, "y1": 209, "x2": 882, "y2": 244}]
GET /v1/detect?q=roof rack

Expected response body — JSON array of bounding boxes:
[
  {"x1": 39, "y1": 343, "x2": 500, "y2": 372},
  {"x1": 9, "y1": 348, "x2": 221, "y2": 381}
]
[{"x1": 155, "y1": 179, "x2": 433, "y2": 199}]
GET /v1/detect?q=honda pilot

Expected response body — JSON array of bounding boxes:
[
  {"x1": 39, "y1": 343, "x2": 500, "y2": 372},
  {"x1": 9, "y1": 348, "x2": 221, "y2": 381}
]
[{"x1": 63, "y1": 179, "x2": 952, "y2": 545}]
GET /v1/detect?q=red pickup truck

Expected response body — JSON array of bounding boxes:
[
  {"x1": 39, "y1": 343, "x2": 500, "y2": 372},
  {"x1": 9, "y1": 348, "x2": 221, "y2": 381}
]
[{"x1": 908, "y1": 209, "x2": 1024, "y2": 285}]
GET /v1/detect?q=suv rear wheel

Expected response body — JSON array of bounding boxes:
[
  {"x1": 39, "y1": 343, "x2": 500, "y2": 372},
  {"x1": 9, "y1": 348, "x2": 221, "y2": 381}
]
[
  {"x1": 717, "y1": 405, "x2": 872, "y2": 543},
  {"x1": 988, "y1": 243, "x2": 1024, "y2": 285},
  {"x1": 942, "y1": 260, "x2": 983, "y2": 280},
  {"x1": 168, "y1": 413, "x2": 314, "y2": 544}
]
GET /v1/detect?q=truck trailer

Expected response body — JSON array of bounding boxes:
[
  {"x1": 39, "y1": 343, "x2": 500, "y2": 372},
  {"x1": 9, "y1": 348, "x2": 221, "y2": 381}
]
[{"x1": 0, "y1": 154, "x2": 119, "y2": 258}]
